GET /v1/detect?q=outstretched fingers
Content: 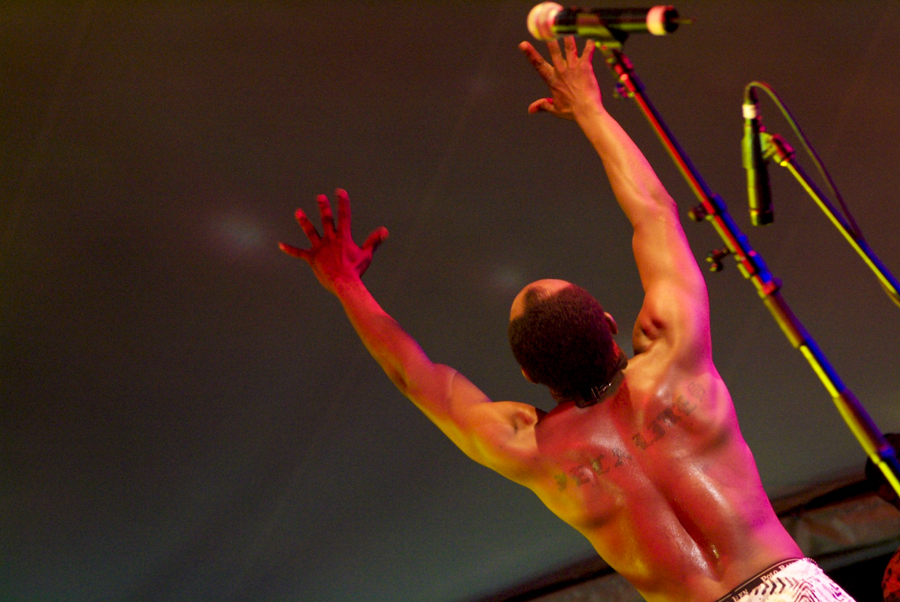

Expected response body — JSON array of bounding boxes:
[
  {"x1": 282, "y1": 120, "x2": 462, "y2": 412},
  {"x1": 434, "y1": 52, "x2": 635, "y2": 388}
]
[
  {"x1": 278, "y1": 241, "x2": 311, "y2": 262},
  {"x1": 294, "y1": 207, "x2": 321, "y2": 243},
  {"x1": 362, "y1": 226, "x2": 389, "y2": 254},
  {"x1": 519, "y1": 41, "x2": 554, "y2": 85},
  {"x1": 576, "y1": 37, "x2": 595, "y2": 64},
  {"x1": 519, "y1": 41, "x2": 557, "y2": 115},
  {"x1": 545, "y1": 37, "x2": 566, "y2": 72},
  {"x1": 527, "y1": 97, "x2": 554, "y2": 114},
  {"x1": 335, "y1": 188, "x2": 351, "y2": 238},
  {"x1": 317, "y1": 193, "x2": 336, "y2": 234},
  {"x1": 279, "y1": 205, "x2": 322, "y2": 262},
  {"x1": 564, "y1": 35, "x2": 579, "y2": 63}
]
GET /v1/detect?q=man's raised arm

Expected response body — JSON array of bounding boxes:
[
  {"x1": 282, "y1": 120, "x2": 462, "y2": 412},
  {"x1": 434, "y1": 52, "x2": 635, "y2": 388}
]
[
  {"x1": 519, "y1": 37, "x2": 710, "y2": 360},
  {"x1": 280, "y1": 190, "x2": 540, "y2": 478}
]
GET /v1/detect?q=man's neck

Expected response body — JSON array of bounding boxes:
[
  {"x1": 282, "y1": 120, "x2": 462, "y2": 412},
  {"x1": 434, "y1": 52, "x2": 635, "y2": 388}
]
[{"x1": 551, "y1": 347, "x2": 628, "y2": 408}]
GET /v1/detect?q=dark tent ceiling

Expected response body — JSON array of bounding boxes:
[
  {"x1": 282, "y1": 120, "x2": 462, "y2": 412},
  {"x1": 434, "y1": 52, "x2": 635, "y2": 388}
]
[{"x1": 5, "y1": 2, "x2": 900, "y2": 601}]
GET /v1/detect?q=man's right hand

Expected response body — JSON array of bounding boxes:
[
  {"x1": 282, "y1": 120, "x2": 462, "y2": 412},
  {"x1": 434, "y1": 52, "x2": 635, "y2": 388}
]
[
  {"x1": 279, "y1": 188, "x2": 388, "y2": 295},
  {"x1": 519, "y1": 36, "x2": 604, "y2": 120}
]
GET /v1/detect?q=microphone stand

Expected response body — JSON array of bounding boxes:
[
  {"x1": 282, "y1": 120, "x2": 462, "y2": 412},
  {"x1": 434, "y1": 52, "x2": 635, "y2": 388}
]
[
  {"x1": 593, "y1": 41, "x2": 900, "y2": 496},
  {"x1": 763, "y1": 133, "x2": 900, "y2": 304}
]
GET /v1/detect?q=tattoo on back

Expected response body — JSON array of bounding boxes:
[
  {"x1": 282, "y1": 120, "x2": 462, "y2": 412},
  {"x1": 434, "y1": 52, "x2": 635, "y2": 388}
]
[{"x1": 552, "y1": 382, "x2": 705, "y2": 491}]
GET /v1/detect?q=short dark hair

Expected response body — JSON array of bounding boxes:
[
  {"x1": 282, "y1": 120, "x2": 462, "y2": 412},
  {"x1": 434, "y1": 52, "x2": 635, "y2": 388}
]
[{"x1": 508, "y1": 284, "x2": 617, "y2": 399}]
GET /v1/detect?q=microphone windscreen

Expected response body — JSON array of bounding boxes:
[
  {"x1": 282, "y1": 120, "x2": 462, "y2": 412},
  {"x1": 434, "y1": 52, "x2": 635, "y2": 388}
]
[
  {"x1": 646, "y1": 6, "x2": 670, "y2": 36},
  {"x1": 527, "y1": 2, "x2": 563, "y2": 41}
]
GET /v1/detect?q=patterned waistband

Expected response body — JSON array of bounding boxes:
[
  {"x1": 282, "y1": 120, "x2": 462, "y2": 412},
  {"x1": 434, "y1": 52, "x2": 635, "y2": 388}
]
[{"x1": 715, "y1": 558, "x2": 809, "y2": 602}]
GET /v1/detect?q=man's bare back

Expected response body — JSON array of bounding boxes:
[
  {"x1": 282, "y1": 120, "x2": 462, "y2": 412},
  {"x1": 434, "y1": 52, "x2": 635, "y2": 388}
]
[
  {"x1": 281, "y1": 36, "x2": 852, "y2": 602},
  {"x1": 515, "y1": 347, "x2": 801, "y2": 600},
  {"x1": 496, "y1": 277, "x2": 803, "y2": 601}
]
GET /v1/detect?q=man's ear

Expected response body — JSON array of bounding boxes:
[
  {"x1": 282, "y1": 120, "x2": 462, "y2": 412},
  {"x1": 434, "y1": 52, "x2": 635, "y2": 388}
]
[
  {"x1": 521, "y1": 367, "x2": 537, "y2": 383},
  {"x1": 603, "y1": 312, "x2": 619, "y2": 336}
]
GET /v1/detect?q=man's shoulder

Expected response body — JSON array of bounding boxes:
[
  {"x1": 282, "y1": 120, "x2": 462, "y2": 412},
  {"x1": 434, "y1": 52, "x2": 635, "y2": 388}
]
[
  {"x1": 622, "y1": 354, "x2": 735, "y2": 433},
  {"x1": 464, "y1": 400, "x2": 548, "y2": 479},
  {"x1": 626, "y1": 336, "x2": 717, "y2": 385}
]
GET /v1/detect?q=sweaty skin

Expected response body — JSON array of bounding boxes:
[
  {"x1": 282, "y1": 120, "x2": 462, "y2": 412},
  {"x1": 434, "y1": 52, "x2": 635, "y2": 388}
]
[
  {"x1": 281, "y1": 37, "x2": 802, "y2": 602},
  {"x1": 506, "y1": 284, "x2": 801, "y2": 602}
]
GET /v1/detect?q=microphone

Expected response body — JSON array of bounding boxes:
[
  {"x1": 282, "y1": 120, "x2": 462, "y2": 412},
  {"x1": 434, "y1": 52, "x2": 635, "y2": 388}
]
[
  {"x1": 742, "y1": 87, "x2": 773, "y2": 226},
  {"x1": 527, "y1": 3, "x2": 686, "y2": 42}
]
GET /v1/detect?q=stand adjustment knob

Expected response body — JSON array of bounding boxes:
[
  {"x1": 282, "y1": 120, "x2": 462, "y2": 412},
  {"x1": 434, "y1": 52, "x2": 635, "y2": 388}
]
[
  {"x1": 706, "y1": 248, "x2": 730, "y2": 272},
  {"x1": 688, "y1": 204, "x2": 709, "y2": 222}
]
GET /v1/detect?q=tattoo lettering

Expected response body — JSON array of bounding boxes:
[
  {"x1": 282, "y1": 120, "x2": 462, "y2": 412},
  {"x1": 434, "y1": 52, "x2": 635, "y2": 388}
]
[
  {"x1": 633, "y1": 418, "x2": 666, "y2": 449},
  {"x1": 647, "y1": 419, "x2": 666, "y2": 441},
  {"x1": 554, "y1": 473, "x2": 568, "y2": 491},
  {"x1": 629, "y1": 383, "x2": 701, "y2": 450},
  {"x1": 612, "y1": 447, "x2": 631, "y2": 466},
  {"x1": 674, "y1": 395, "x2": 696, "y2": 416},
  {"x1": 633, "y1": 413, "x2": 668, "y2": 450},
  {"x1": 632, "y1": 432, "x2": 651, "y2": 450},
  {"x1": 552, "y1": 447, "x2": 631, "y2": 490},
  {"x1": 590, "y1": 455, "x2": 609, "y2": 476},
  {"x1": 550, "y1": 382, "x2": 707, "y2": 491},
  {"x1": 656, "y1": 406, "x2": 681, "y2": 427}
]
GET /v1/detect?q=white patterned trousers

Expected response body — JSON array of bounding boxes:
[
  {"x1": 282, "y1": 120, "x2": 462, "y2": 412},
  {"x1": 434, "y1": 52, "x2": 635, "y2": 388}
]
[{"x1": 716, "y1": 559, "x2": 855, "y2": 602}]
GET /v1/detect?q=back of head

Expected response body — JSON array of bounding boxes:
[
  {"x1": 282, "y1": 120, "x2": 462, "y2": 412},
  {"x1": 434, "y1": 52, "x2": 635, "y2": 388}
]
[{"x1": 508, "y1": 283, "x2": 618, "y2": 400}]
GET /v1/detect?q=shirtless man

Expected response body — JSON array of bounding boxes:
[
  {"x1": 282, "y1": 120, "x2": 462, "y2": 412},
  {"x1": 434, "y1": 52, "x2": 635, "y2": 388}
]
[{"x1": 280, "y1": 37, "x2": 854, "y2": 602}]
